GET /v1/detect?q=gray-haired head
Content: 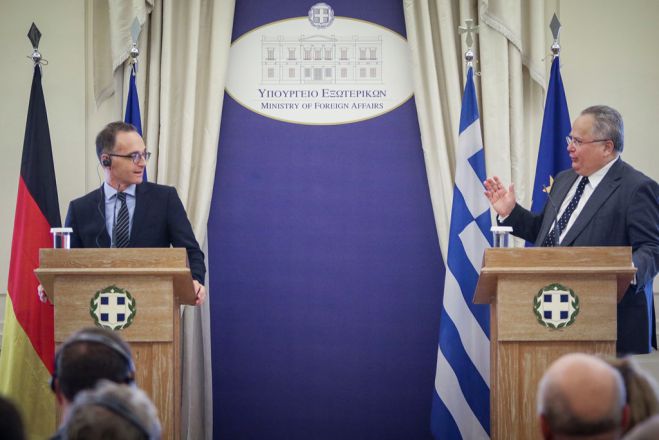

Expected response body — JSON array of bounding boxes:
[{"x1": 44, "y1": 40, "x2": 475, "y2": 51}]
[
  {"x1": 581, "y1": 105, "x2": 625, "y2": 153},
  {"x1": 63, "y1": 380, "x2": 161, "y2": 440},
  {"x1": 537, "y1": 353, "x2": 627, "y2": 438}
]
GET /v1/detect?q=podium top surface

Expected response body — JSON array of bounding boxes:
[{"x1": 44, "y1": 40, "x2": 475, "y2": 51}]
[
  {"x1": 474, "y1": 247, "x2": 636, "y2": 304},
  {"x1": 35, "y1": 248, "x2": 196, "y2": 305}
]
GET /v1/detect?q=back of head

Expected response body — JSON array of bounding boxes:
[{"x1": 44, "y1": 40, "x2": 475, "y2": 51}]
[
  {"x1": 0, "y1": 395, "x2": 26, "y2": 440},
  {"x1": 606, "y1": 357, "x2": 659, "y2": 432},
  {"x1": 623, "y1": 414, "x2": 659, "y2": 440},
  {"x1": 63, "y1": 381, "x2": 161, "y2": 440},
  {"x1": 537, "y1": 353, "x2": 627, "y2": 439},
  {"x1": 53, "y1": 327, "x2": 135, "y2": 402}
]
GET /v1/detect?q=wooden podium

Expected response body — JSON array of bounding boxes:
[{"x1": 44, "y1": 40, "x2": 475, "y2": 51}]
[
  {"x1": 35, "y1": 248, "x2": 196, "y2": 440},
  {"x1": 473, "y1": 247, "x2": 635, "y2": 439}
]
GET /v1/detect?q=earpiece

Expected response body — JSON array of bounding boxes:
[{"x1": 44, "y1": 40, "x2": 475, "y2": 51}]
[{"x1": 101, "y1": 155, "x2": 111, "y2": 167}]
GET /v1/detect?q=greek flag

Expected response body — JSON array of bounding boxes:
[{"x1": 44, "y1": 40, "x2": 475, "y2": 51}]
[{"x1": 431, "y1": 67, "x2": 492, "y2": 439}]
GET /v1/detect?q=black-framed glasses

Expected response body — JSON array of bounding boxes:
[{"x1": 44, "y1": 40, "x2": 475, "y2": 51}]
[
  {"x1": 565, "y1": 136, "x2": 609, "y2": 148},
  {"x1": 109, "y1": 151, "x2": 152, "y2": 164}
]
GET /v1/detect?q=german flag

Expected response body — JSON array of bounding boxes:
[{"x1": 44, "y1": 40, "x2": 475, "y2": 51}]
[{"x1": 0, "y1": 64, "x2": 59, "y2": 438}]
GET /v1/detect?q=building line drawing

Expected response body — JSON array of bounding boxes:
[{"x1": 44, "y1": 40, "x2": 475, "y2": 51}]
[{"x1": 261, "y1": 34, "x2": 383, "y2": 85}]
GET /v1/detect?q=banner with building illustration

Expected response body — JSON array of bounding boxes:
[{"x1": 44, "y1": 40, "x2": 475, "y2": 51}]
[{"x1": 208, "y1": 2, "x2": 444, "y2": 438}]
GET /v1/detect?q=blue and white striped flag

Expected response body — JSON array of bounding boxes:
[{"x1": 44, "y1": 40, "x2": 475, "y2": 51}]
[{"x1": 431, "y1": 67, "x2": 492, "y2": 439}]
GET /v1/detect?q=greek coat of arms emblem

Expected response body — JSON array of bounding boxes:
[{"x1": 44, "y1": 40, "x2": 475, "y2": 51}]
[
  {"x1": 533, "y1": 283, "x2": 580, "y2": 329},
  {"x1": 90, "y1": 285, "x2": 137, "y2": 331}
]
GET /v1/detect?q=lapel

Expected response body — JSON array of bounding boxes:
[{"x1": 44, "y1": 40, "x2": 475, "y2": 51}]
[
  {"x1": 560, "y1": 159, "x2": 623, "y2": 246},
  {"x1": 130, "y1": 182, "x2": 150, "y2": 243},
  {"x1": 536, "y1": 171, "x2": 579, "y2": 245},
  {"x1": 97, "y1": 186, "x2": 111, "y2": 247}
]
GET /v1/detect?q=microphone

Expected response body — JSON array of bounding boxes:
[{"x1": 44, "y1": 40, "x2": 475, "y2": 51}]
[
  {"x1": 95, "y1": 183, "x2": 105, "y2": 248},
  {"x1": 542, "y1": 185, "x2": 562, "y2": 246}
]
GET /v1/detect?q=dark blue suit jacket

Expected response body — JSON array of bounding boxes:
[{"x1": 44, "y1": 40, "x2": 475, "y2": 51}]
[
  {"x1": 65, "y1": 182, "x2": 206, "y2": 283},
  {"x1": 501, "y1": 159, "x2": 659, "y2": 354}
]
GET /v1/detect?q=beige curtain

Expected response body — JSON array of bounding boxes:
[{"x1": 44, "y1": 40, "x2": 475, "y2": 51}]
[
  {"x1": 93, "y1": 1, "x2": 235, "y2": 438},
  {"x1": 403, "y1": 0, "x2": 559, "y2": 257}
]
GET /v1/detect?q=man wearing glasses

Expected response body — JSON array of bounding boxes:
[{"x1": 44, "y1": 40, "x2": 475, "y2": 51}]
[
  {"x1": 65, "y1": 121, "x2": 206, "y2": 305},
  {"x1": 483, "y1": 105, "x2": 659, "y2": 355}
]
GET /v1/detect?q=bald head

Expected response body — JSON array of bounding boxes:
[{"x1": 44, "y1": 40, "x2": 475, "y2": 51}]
[{"x1": 538, "y1": 353, "x2": 628, "y2": 439}]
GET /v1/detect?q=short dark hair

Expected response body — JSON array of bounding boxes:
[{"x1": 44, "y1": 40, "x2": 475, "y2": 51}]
[
  {"x1": 54, "y1": 327, "x2": 135, "y2": 401},
  {"x1": 96, "y1": 121, "x2": 138, "y2": 160},
  {"x1": 581, "y1": 105, "x2": 625, "y2": 153},
  {"x1": 0, "y1": 396, "x2": 25, "y2": 440}
]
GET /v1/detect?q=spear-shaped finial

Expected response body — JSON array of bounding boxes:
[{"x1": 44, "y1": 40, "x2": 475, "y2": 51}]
[
  {"x1": 28, "y1": 23, "x2": 44, "y2": 65},
  {"x1": 129, "y1": 18, "x2": 141, "y2": 72},
  {"x1": 549, "y1": 14, "x2": 562, "y2": 59}
]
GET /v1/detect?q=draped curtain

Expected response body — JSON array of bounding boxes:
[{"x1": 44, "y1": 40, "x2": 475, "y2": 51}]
[
  {"x1": 91, "y1": 1, "x2": 235, "y2": 438},
  {"x1": 403, "y1": 0, "x2": 559, "y2": 257}
]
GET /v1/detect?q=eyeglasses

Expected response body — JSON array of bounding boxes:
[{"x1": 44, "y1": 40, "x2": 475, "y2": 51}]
[
  {"x1": 109, "y1": 151, "x2": 152, "y2": 164},
  {"x1": 565, "y1": 136, "x2": 609, "y2": 147}
]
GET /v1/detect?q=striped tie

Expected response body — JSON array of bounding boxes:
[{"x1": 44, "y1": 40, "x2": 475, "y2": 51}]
[
  {"x1": 114, "y1": 192, "x2": 130, "y2": 248},
  {"x1": 542, "y1": 176, "x2": 589, "y2": 246}
]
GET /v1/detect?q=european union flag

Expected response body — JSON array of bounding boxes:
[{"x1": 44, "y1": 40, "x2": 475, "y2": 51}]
[
  {"x1": 125, "y1": 65, "x2": 146, "y2": 180},
  {"x1": 530, "y1": 56, "x2": 571, "y2": 215}
]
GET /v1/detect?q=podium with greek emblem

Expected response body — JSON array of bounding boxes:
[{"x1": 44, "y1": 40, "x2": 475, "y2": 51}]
[
  {"x1": 473, "y1": 247, "x2": 635, "y2": 440},
  {"x1": 35, "y1": 248, "x2": 196, "y2": 440}
]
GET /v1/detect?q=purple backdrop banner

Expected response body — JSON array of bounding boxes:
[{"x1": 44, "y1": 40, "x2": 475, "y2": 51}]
[{"x1": 208, "y1": 1, "x2": 444, "y2": 438}]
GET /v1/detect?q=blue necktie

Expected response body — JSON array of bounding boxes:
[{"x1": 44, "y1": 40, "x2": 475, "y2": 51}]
[
  {"x1": 114, "y1": 192, "x2": 130, "y2": 248},
  {"x1": 542, "y1": 176, "x2": 589, "y2": 247}
]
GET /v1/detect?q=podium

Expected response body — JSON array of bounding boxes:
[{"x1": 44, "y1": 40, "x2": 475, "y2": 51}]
[
  {"x1": 473, "y1": 247, "x2": 635, "y2": 439},
  {"x1": 35, "y1": 248, "x2": 196, "y2": 440}
]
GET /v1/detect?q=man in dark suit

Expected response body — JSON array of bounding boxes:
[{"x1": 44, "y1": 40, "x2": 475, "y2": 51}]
[
  {"x1": 484, "y1": 105, "x2": 659, "y2": 354},
  {"x1": 65, "y1": 121, "x2": 206, "y2": 304}
]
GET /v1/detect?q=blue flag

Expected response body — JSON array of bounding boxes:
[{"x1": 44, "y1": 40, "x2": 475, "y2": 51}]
[
  {"x1": 124, "y1": 65, "x2": 147, "y2": 180},
  {"x1": 431, "y1": 67, "x2": 492, "y2": 439},
  {"x1": 530, "y1": 56, "x2": 571, "y2": 215}
]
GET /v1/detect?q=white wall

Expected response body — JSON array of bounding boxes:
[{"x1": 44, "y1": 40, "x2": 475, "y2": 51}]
[
  {"x1": 0, "y1": 0, "x2": 88, "y2": 341},
  {"x1": 559, "y1": 0, "x2": 659, "y2": 181}
]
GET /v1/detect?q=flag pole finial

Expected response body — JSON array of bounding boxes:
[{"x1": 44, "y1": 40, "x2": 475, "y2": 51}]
[
  {"x1": 549, "y1": 14, "x2": 562, "y2": 59},
  {"x1": 458, "y1": 19, "x2": 479, "y2": 68},
  {"x1": 129, "y1": 18, "x2": 141, "y2": 73},
  {"x1": 27, "y1": 23, "x2": 47, "y2": 66}
]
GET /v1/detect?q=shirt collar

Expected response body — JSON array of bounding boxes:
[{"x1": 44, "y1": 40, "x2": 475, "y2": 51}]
[
  {"x1": 584, "y1": 156, "x2": 619, "y2": 190},
  {"x1": 103, "y1": 182, "x2": 137, "y2": 201}
]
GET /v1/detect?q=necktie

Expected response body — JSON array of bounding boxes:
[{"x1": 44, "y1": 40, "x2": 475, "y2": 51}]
[
  {"x1": 114, "y1": 192, "x2": 130, "y2": 248},
  {"x1": 542, "y1": 176, "x2": 589, "y2": 247}
]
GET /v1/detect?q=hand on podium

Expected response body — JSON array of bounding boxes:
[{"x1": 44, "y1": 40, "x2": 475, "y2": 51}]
[
  {"x1": 193, "y1": 280, "x2": 206, "y2": 305},
  {"x1": 37, "y1": 284, "x2": 51, "y2": 304}
]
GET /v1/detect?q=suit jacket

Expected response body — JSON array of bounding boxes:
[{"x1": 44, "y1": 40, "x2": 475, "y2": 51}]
[
  {"x1": 501, "y1": 159, "x2": 659, "y2": 354},
  {"x1": 65, "y1": 182, "x2": 206, "y2": 283}
]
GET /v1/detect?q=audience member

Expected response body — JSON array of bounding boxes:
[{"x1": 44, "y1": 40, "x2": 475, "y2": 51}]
[
  {"x1": 537, "y1": 353, "x2": 630, "y2": 439},
  {"x1": 0, "y1": 395, "x2": 26, "y2": 440},
  {"x1": 49, "y1": 327, "x2": 136, "y2": 439},
  {"x1": 607, "y1": 357, "x2": 659, "y2": 433},
  {"x1": 623, "y1": 414, "x2": 659, "y2": 439},
  {"x1": 62, "y1": 380, "x2": 161, "y2": 440}
]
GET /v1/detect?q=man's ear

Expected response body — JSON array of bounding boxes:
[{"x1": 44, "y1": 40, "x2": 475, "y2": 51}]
[
  {"x1": 53, "y1": 378, "x2": 64, "y2": 405},
  {"x1": 621, "y1": 404, "x2": 631, "y2": 432},
  {"x1": 604, "y1": 139, "x2": 616, "y2": 155},
  {"x1": 540, "y1": 414, "x2": 553, "y2": 440}
]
